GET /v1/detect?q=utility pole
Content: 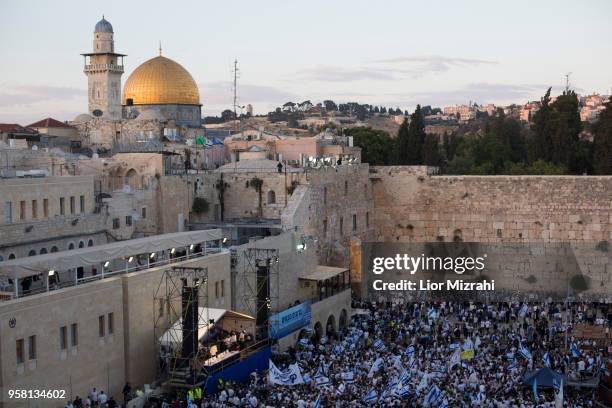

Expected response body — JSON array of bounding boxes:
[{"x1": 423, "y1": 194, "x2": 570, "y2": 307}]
[{"x1": 232, "y1": 59, "x2": 239, "y2": 132}]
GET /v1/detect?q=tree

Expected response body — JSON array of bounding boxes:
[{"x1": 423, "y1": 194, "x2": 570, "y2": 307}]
[
  {"x1": 550, "y1": 90, "x2": 582, "y2": 170},
  {"x1": 345, "y1": 127, "x2": 394, "y2": 165},
  {"x1": 405, "y1": 105, "x2": 426, "y2": 164},
  {"x1": 395, "y1": 118, "x2": 410, "y2": 165},
  {"x1": 593, "y1": 99, "x2": 612, "y2": 174},
  {"x1": 530, "y1": 88, "x2": 553, "y2": 162},
  {"x1": 422, "y1": 134, "x2": 441, "y2": 167},
  {"x1": 221, "y1": 109, "x2": 235, "y2": 122},
  {"x1": 323, "y1": 100, "x2": 337, "y2": 112}
]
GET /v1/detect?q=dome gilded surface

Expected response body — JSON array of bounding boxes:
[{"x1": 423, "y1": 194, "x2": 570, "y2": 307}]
[{"x1": 122, "y1": 56, "x2": 200, "y2": 106}]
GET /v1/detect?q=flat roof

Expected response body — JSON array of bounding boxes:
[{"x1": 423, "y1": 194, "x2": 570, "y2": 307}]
[{"x1": 300, "y1": 265, "x2": 348, "y2": 281}]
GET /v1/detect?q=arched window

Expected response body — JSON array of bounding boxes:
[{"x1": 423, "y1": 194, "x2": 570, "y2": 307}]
[
  {"x1": 267, "y1": 190, "x2": 276, "y2": 205},
  {"x1": 8, "y1": 253, "x2": 15, "y2": 260},
  {"x1": 124, "y1": 168, "x2": 140, "y2": 190},
  {"x1": 50, "y1": 246, "x2": 59, "y2": 253},
  {"x1": 78, "y1": 241, "x2": 85, "y2": 248},
  {"x1": 28, "y1": 250, "x2": 37, "y2": 257},
  {"x1": 39, "y1": 248, "x2": 48, "y2": 255},
  {"x1": 68, "y1": 242, "x2": 75, "y2": 250},
  {"x1": 88, "y1": 239, "x2": 94, "y2": 247}
]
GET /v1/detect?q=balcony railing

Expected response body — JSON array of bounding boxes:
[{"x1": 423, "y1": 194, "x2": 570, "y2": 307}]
[{"x1": 84, "y1": 64, "x2": 124, "y2": 72}]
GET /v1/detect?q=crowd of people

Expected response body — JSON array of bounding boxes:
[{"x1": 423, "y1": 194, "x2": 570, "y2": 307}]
[{"x1": 190, "y1": 298, "x2": 609, "y2": 407}]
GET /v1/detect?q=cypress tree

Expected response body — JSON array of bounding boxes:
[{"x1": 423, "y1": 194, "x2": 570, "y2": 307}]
[{"x1": 593, "y1": 99, "x2": 612, "y2": 174}]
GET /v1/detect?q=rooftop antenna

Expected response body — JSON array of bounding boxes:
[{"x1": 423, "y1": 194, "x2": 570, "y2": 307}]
[
  {"x1": 232, "y1": 58, "x2": 240, "y2": 131},
  {"x1": 159, "y1": 41, "x2": 162, "y2": 56},
  {"x1": 564, "y1": 72, "x2": 572, "y2": 93}
]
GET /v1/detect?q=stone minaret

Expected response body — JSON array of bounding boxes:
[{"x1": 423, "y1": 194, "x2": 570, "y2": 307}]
[{"x1": 81, "y1": 16, "x2": 125, "y2": 120}]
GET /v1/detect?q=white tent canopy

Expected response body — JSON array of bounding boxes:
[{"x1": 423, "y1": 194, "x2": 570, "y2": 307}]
[
  {"x1": 159, "y1": 307, "x2": 254, "y2": 349},
  {"x1": 0, "y1": 229, "x2": 222, "y2": 279}
]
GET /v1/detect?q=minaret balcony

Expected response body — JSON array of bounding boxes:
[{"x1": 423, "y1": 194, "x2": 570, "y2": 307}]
[{"x1": 84, "y1": 63, "x2": 124, "y2": 73}]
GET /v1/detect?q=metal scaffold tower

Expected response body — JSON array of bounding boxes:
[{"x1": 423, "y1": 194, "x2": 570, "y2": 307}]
[
  {"x1": 154, "y1": 265, "x2": 209, "y2": 388},
  {"x1": 237, "y1": 248, "x2": 280, "y2": 341}
]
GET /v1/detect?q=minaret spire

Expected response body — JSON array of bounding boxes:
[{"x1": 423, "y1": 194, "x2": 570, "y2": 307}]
[{"x1": 159, "y1": 41, "x2": 162, "y2": 56}]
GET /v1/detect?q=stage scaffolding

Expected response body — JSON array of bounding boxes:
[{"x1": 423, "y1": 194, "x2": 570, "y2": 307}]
[
  {"x1": 154, "y1": 265, "x2": 209, "y2": 388},
  {"x1": 236, "y1": 248, "x2": 280, "y2": 341}
]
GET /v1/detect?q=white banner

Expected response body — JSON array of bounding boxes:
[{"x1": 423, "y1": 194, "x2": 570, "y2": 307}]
[{"x1": 268, "y1": 360, "x2": 304, "y2": 386}]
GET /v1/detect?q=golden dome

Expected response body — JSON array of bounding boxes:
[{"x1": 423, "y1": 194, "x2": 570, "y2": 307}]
[{"x1": 122, "y1": 56, "x2": 200, "y2": 106}]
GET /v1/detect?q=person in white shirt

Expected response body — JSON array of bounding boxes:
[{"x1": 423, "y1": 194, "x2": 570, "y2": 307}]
[
  {"x1": 90, "y1": 388, "x2": 98, "y2": 405},
  {"x1": 98, "y1": 391, "x2": 107, "y2": 407}
]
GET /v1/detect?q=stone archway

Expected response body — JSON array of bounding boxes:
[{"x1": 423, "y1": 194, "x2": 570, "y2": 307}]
[
  {"x1": 124, "y1": 168, "x2": 140, "y2": 190},
  {"x1": 313, "y1": 321, "x2": 323, "y2": 342},
  {"x1": 339, "y1": 309, "x2": 348, "y2": 332},
  {"x1": 326, "y1": 314, "x2": 336, "y2": 337}
]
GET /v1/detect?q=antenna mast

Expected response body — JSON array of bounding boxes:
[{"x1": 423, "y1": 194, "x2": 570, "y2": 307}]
[
  {"x1": 564, "y1": 72, "x2": 572, "y2": 93},
  {"x1": 232, "y1": 59, "x2": 239, "y2": 131}
]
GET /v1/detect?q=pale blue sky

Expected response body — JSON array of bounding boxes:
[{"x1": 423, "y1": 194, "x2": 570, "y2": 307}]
[{"x1": 1, "y1": 0, "x2": 611, "y2": 123}]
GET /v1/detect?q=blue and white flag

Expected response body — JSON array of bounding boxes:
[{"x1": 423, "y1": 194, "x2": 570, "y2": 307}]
[
  {"x1": 463, "y1": 338, "x2": 473, "y2": 350},
  {"x1": 400, "y1": 369, "x2": 410, "y2": 384},
  {"x1": 518, "y1": 343, "x2": 532, "y2": 360},
  {"x1": 314, "y1": 375, "x2": 330, "y2": 387},
  {"x1": 313, "y1": 395, "x2": 321, "y2": 408},
  {"x1": 268, "y1": 360, "x2": 305, "y2": 386},
  {"x1": 405, "y1": 345, "x2": 416, "y2": 356},
  {"x1": 396, "y1": 385, "x2": 410, "y2": 398},
  {"x1": 373, "y1": 339, "x2": 385, "y2": 351},
  {"x1": 298, "y1": 338, "x2": 310, "y2": 347},
  {"x1": 387, "y1": 377, "x2": 399, "y2": 391},
  {"x1": 507, "y1": 360, "x2": 519, "y2": 371},
  {"x1": 428, "y1": 307, "x2": 437, "y2": 319},
  {"x1": 449, "y1": 343, "x2": 461, "y2": 350},
  {"x1": 448, "y1": 349, "x2": 461, "y2": 372},
  {"x1": 341, "y1": 371, "x2": 354, "y2": 383},
  {"x1": 390, "y1": 354, "x2": 403, "y2": 371},
  {"x1": 425, "y1": 385, "x2": 442, "y2": 406},
  {"x1": 519, "y1": 303, "x2": 529, "y2": 317},
  {"x1": 439, "y1": 398, "x2": 449, "y2": 408},
  {"x1": 570, "y1": 342, "x2": 581, "y2": 358},
  {"x1": 315, "y1": 363, "x2": 328, "y2": 378},
  {"x1": 543, "y1": 352, "x2": 551, "y2": 367},
  {"x1": 368, "y1": 357, "x2": 384, "y2": 378},
  {"x1": 363, "y1": 389, "x2": 378, "y2": 403}
]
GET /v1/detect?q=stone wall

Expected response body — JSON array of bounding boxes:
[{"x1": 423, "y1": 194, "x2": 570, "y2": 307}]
[{"x1": 371, "y1": 166, "x2": 612, "y2": 244}]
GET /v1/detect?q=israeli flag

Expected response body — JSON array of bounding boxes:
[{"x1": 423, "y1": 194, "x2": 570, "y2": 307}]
[
  {"x1": 314, "y1": 375, "x2": 330, "y2": 387},
  {"x1": 439, "y1": 398, "x2": 449, "y2": 408},
  {"x1": 373, "y1": 339, "x2": 385, "y2": 351},
  {"x1": 388, "y1": 377, "x2": 399, "y2": 391},
  {"x1": 449, "y1": 343, "x2": 460, "y2": 350},
  {"x1": 428, "y1": 307, "x2": 437, "y2": 319},
  {"x1": 363, "y1": 389, "x2": 378, "y2": 403},
  {"x1": 341, "y1": 371, "x2": 354, "y2": 383},
  {"x1": 463, "y1": 338, "x2": 473, "y2": 350},
  {"x1": 313, "y1": 395, "x2": 321, "y2": 408},
  {"x1": 298, "y1": 338, "x2": 310, "y2": 347},
  {"x1": 405, "y1": 345, "x2": 416, "y2": 356},
  {"x1": 570, "y1": 342, "x2": 581, "y2": 358},
  {"x1": 368, "y1": 357, "x2": 384, "y2": 377},
  {"x1": 425, "y1": 385, "x2": 442, "y2": 406},
  {"x1": 518, "y1": 343, "x2": 532, "y2": 360},
  {"x1": 448, "y1": 349, "x2": 461, "y2": 372},
  {"x1": 400, "y1": 369, "x2": 410, "y2": 384},
  {"x1": 543, "y1": 352, "x2": 551, "y2": 367},
  {"x1": 397, "y1": 385, "x2": 410, "y2": 398},
  {"x1": 315, "y1": 363, "x2": 328, "y2": 378},
  {"x1": 519, "y1": 303, "x2": 529, "y2": 317}
]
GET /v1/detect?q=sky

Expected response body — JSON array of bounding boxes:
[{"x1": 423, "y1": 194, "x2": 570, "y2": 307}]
[{"x1": 1, "y1": 0, "x2": 611, "y2": 124}]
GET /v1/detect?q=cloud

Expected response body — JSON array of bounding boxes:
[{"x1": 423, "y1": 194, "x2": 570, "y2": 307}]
[
  {"x1": 379, "y1": 82, "x2": 572, "y2": 109},
  {"x1": 199, "y1": 81, "x2": 298, "y2": 107},
  {"x1": 0, "y1": 84, "x2": 86, "y2": 108},
  {"x1": 371, "y1": 55, "x2": 498, "y2": 78},
  {"x1": 294, "y1": 66, "x2": 397, "y2": 82}
]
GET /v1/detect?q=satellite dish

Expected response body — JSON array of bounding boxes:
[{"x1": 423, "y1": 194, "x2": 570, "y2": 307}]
[{"x1": 92, "y1": 109, "x2": 103, "y2": 117}]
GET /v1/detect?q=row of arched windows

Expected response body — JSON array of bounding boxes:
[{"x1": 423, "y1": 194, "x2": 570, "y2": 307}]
[{"x1": 2, "y1": 239, "x2": 95, "y2": 261}]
